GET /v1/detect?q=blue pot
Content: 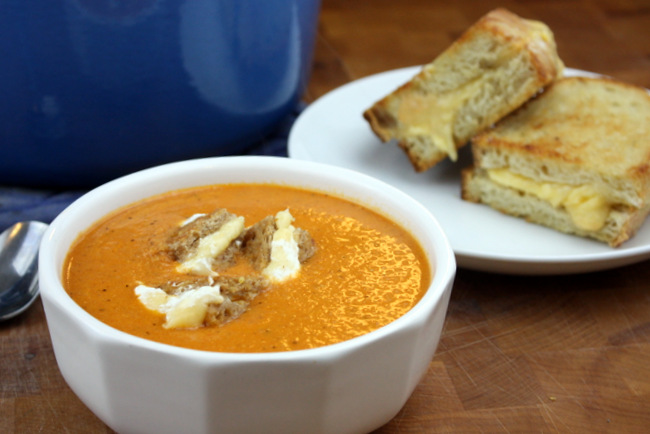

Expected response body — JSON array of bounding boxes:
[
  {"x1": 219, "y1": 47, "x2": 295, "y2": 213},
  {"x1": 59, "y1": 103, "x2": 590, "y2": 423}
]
[{"x1": 0, "y1": 0, "x2": 320, "y2": 187}]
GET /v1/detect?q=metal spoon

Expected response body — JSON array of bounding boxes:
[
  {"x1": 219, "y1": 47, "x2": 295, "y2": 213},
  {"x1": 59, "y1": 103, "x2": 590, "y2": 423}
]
[{"x1": 0, "y1": 221, "x2": 48, "y2": 321}]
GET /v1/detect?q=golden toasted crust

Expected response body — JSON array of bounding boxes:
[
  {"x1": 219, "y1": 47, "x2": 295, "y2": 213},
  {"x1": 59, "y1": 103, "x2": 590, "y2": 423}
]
[
  {"x1": 363, "y1": 8, "x2": 564, "y2": 172},
  {"x1": 463, "y1": 76, "x2": 650, "y2": 247},
  {"x1": 471, "y1": 76, "x2": 650, "y2": 208}
]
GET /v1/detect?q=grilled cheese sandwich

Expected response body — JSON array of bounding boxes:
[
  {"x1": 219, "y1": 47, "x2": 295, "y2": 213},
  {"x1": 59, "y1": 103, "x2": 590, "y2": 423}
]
[
  {"x1": 462, "y1": 76, "x2": 650, "y2": 246},
  {"x1": 363, "y1": 8, "x2": 564, "y2": 172}
]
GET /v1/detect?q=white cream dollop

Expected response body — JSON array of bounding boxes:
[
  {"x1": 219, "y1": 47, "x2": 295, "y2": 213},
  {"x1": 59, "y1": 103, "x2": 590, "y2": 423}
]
[{"x1": 262, "y1": 209, "x2": 301, "y2": 282}]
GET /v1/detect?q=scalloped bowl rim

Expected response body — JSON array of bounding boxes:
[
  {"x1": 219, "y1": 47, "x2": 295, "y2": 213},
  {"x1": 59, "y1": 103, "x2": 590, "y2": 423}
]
[{"x1": 40, "y1": 156, "x2": 455, "y2": 361}]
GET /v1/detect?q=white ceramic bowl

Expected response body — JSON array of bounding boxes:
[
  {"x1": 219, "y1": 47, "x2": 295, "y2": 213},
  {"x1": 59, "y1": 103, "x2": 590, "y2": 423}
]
[{"x1": 39, "y1": 156, "x2": 456, "y2": 434}]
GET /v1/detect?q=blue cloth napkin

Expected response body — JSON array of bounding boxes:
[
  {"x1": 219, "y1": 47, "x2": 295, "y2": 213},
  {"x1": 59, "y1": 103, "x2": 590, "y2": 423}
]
[{"x1": 0, "y1": 103, "x2": 302, "y2": 233}]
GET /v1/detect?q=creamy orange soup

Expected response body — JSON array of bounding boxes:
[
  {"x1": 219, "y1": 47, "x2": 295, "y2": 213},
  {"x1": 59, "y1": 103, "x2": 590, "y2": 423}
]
[{"x1": 63, "y1": 184, "x2": 430, "y2": 352}]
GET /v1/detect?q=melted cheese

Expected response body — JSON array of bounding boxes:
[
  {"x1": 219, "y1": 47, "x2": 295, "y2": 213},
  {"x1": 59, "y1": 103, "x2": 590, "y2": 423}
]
[
  {"x1": 262, "y1": 209, "x2": 301, "y2": 282},
  {"x1": 176, "y1": 216, "x2": 245, "y2": 275},
  {"x1": 488, "y1": 168, "x2": 611, "y2": 231},
  {"x1": 135, "y1": 284, "x2": 223, "y2": 329},
  {"x1": 397, "y1": 78, "x2": 482, "y2": 161}
]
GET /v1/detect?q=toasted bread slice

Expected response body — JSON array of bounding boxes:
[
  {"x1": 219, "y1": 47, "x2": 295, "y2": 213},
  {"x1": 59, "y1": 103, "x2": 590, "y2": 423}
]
[
  {"x1": 167, "y1": 209, "x2": 245, "y2": 275},
  {"x1": 363, "y1": 8, "x2": 564, "y2": 172},
  {"x1": 137, "y1": 275, "x2": 270, "y2": 328},
  {"x1": 242, "y1": 210, "x2": 316, "y2": 280},
  {"x1": 461, "y1": 76, "x2": 650, "y2": 246}
]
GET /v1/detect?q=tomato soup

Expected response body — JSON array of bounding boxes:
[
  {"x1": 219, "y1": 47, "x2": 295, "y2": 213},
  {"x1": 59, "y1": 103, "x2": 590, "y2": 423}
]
[{"x1": 63, "y1": 184, "x2": 431, "y2": 352}]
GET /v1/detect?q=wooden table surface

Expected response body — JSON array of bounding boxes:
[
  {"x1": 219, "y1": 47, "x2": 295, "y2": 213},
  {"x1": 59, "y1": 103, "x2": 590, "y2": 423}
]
[{"x1": 2, "y1": 0, "x2": 650, "y2": 432}]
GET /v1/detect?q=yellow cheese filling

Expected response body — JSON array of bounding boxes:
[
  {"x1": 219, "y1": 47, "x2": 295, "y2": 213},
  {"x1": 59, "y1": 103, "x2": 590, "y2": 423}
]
[
  {"x1": 176, "y1": 216, "x2": 245, "y2": 275},
  {"x1": 396, "y1": 78, "x2": 482, "y2": 161},
  {"x1": 487, "y1": 168, "x2": 612, "y2": 231},
  {"x1": 135, "y1": 284, "x2": 223, "y2": 329}
]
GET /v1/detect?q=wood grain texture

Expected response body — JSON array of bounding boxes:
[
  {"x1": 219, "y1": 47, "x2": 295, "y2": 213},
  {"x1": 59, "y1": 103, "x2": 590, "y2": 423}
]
[
  {"x1": 306, "y1": 0, "x2": 650, "y2": 102},
  {"x1": 2, "y1": 0, "x2": 650, "y2": 432},
  {"x1": 375, "y1": 264, "x2": 650, "y2": 432}
]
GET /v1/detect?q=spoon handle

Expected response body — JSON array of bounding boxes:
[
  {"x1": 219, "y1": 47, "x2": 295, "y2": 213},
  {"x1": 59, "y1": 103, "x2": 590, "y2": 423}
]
[{"x1": 0, "y1": 221, "x2": 48, "y2": 320}]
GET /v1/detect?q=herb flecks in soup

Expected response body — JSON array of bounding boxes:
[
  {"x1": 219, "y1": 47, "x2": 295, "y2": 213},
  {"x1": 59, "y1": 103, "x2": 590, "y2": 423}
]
[{"x1": 63, "y1": 184, "x2": 430, "y2": 352}]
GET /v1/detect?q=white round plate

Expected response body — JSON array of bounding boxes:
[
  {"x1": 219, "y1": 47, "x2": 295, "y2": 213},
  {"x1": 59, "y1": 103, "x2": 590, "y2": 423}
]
[{"x1": 288, "y1": 66, "x2": 650, "y2": 275}]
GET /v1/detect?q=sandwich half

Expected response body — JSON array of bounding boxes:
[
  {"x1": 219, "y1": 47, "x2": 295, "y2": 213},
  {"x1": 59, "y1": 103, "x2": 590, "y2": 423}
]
[
  {"x1": 461, "y1": 76, "x2": 650, "y2": 247},
  {"x1": 363, "y1": 8, "x2": 564, "y2": 172}
]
